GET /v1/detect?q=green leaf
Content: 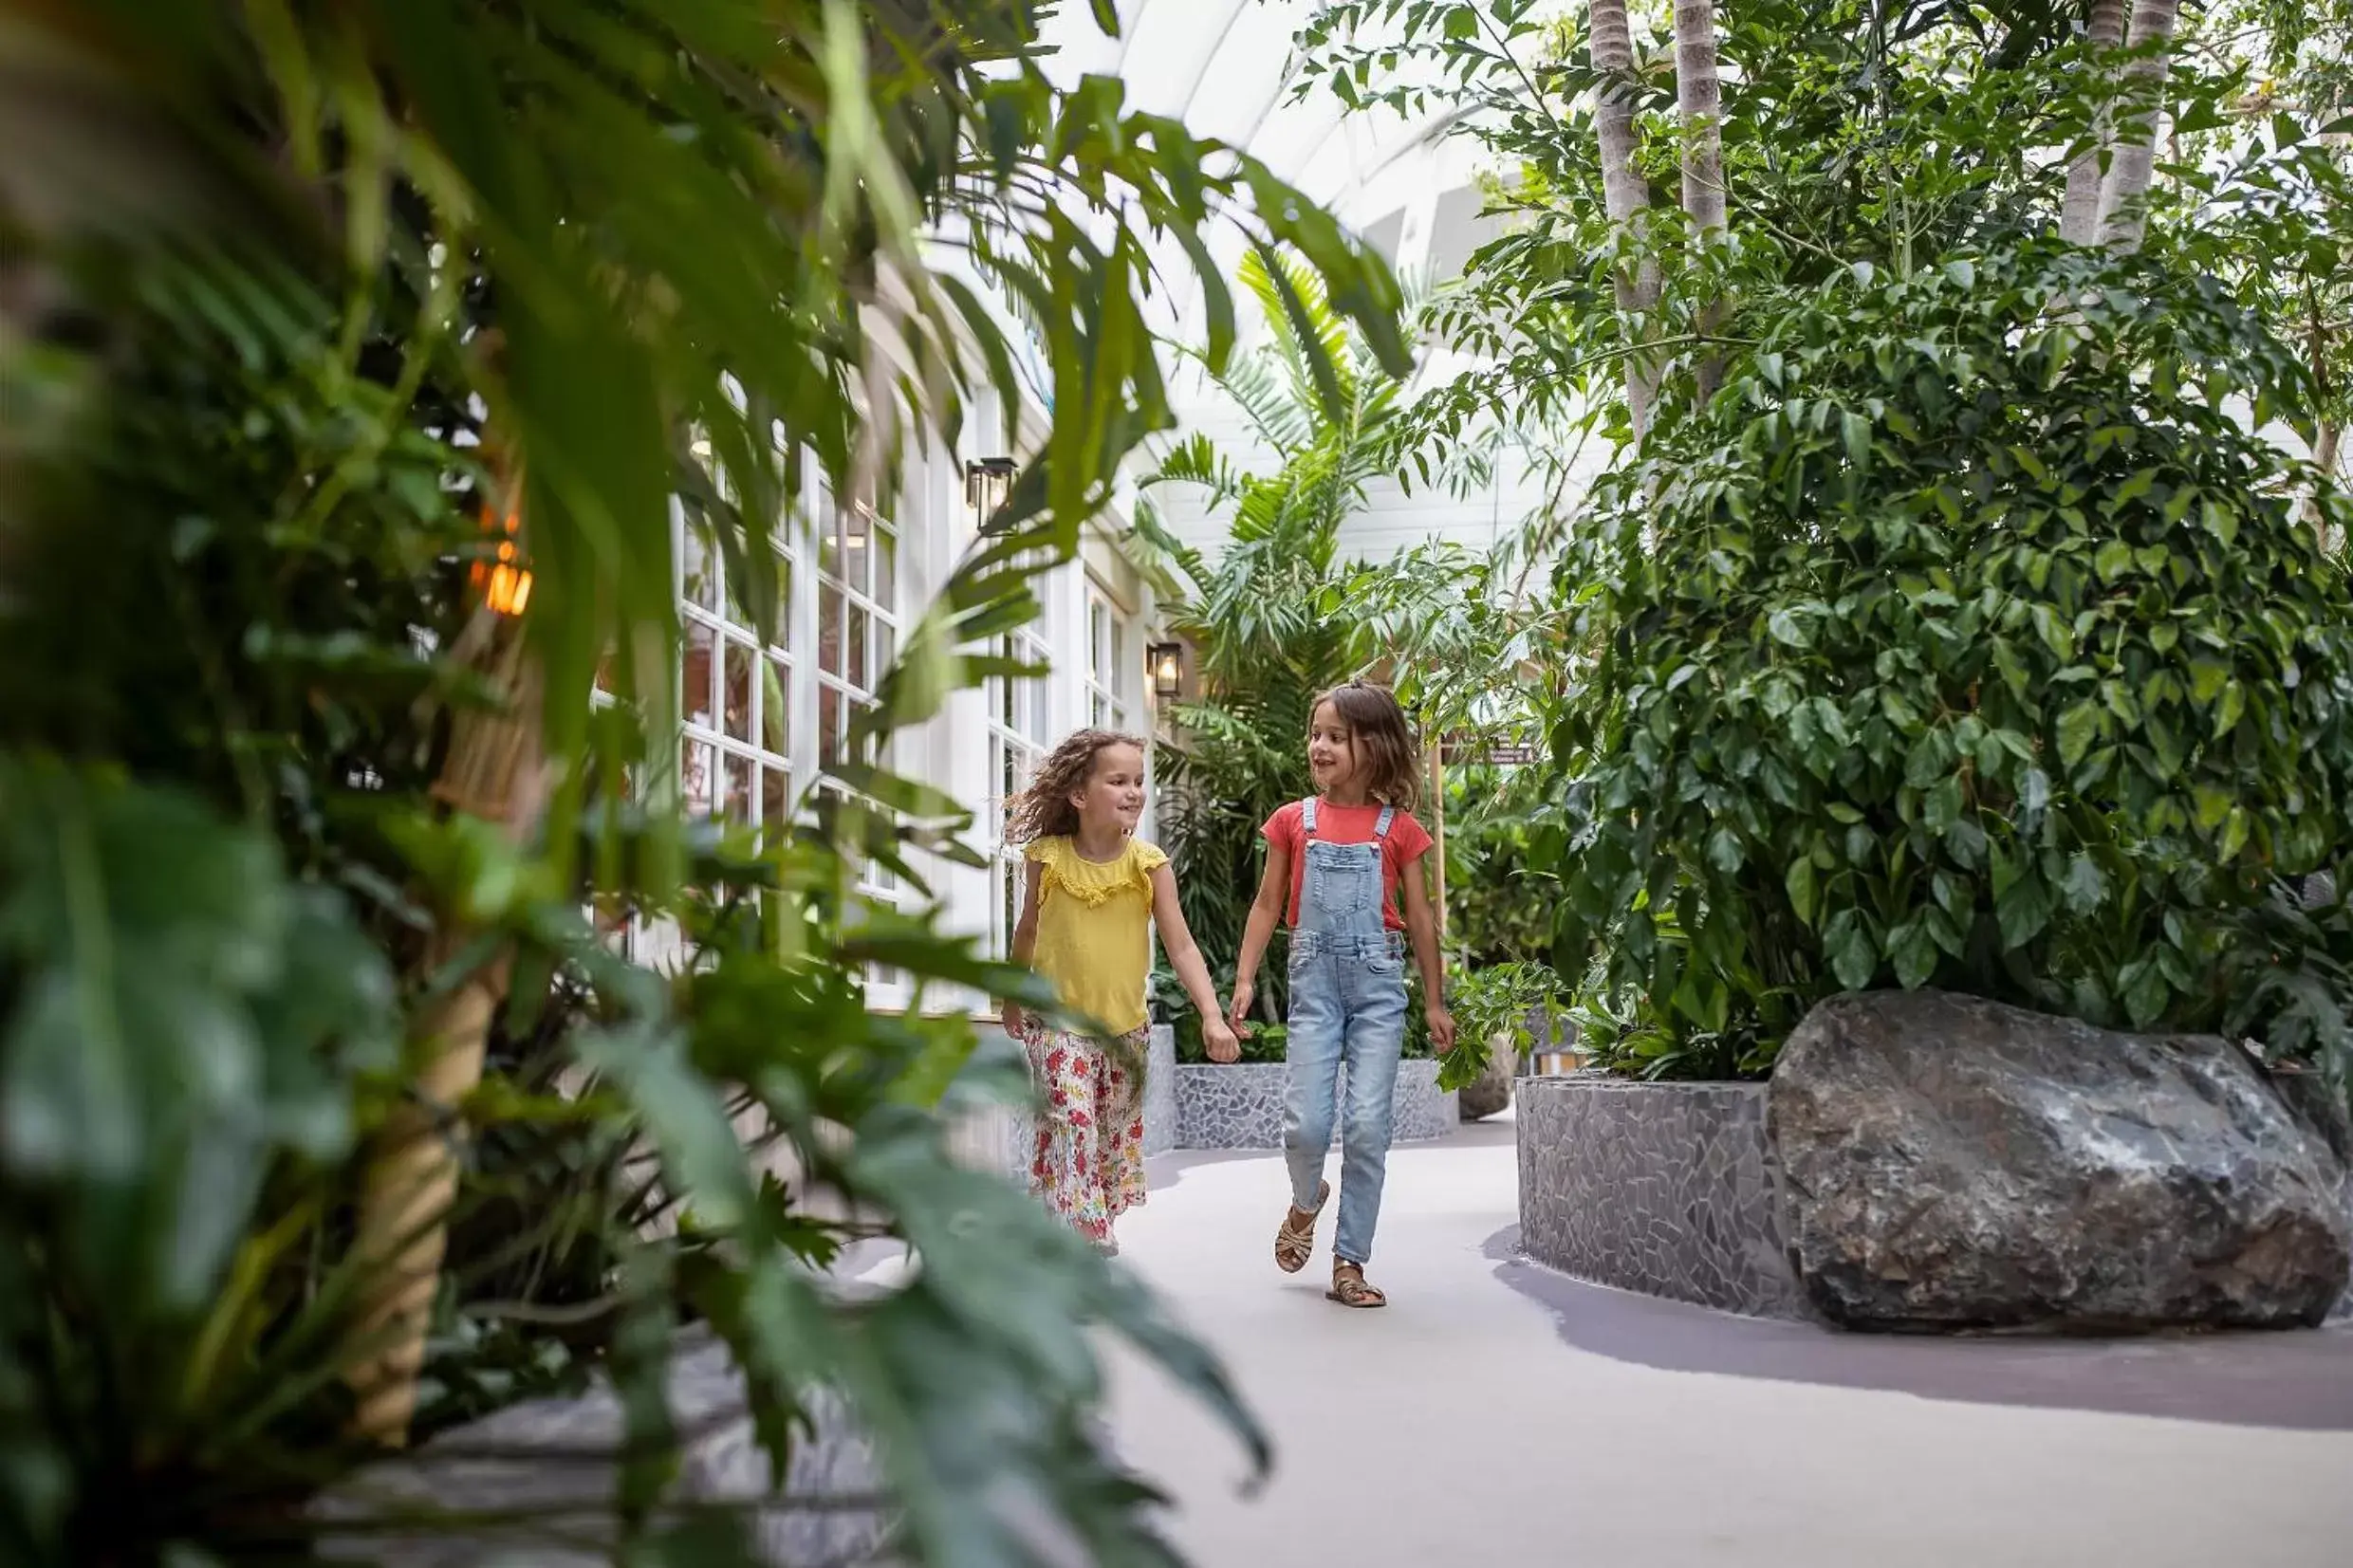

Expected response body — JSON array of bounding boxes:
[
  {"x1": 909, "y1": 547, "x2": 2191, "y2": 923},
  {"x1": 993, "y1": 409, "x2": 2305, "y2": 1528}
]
[
  {"x1": 2019, "y1": 766, "x2": 2052, "y2": 817},
  {"x1": 1996, "y1": 878, "x2": 2052, "y2": 949},
  {"x1": 1786, "y1": 857, "x2": 1820, "y2": 927},
  {"x1": 2212, "y1": 681, "x2": 2245, "y2": 739},
  {"x1": 1843, "y1": 410, "x2": 1871, "y2": 473},
  {"x1": 2056, "y1": 702, "x2": 2102, "y2": 767},
  {"x1": 1823, "y1": 909, "x2": 1878, "y2": 990},
  {"x1": 1890, "y1": 918, "x2": 1937, "y2": 989},
  {"x1": 2060, "y1": 853, "x2": 2106, "y2": 915},
  {"x1": 2218, "y1": 806, "x2": 2251, "y2": 861},
  {"x1": 2122, "y1": 960, "x2": 2170, "y2": 1029},
  {"x1": 1707, "y1": 827, "x2": 1745, "y2": 874},
  {"x1": 1923, "y1": 773, "x2": 1965, "y2": 833}
]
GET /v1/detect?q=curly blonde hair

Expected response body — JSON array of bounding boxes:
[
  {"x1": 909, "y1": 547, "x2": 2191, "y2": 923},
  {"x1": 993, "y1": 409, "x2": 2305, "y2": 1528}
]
[{"x1": 1004, "y1": 729, "x2": 1151, "y2": 843}]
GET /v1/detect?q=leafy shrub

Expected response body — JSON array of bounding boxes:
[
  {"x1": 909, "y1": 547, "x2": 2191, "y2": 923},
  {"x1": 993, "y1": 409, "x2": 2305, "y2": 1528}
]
[
  {"x1": 2, "y1": 4, "x2": 1417, "y2": 1559},
  {"x1": 1546, "y1": 246, "x2": 2353, "y2": 1084},
  {"x1": 1441, "y1": 766, "x2": 1561, "y2": 969},
  {"x1": 1434, "y1": 959, "x2": 1570, "y2": 1090}
]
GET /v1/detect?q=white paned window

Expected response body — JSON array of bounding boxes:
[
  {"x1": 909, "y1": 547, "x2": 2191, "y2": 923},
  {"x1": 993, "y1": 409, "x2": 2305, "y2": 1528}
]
[
  {"x1": 813, "y1": 480, "x2": 902, "y2": 889},
  {"x1": 812, "y1": 476, "x2": 910, "y2": 995},
  {"x1": 677, "y1": 503, "x2": 795, "y2": 839},
  {"x1": 985, "y1": 623, "x2": 1053, "y2": 958},
  {"x1": 1084, "y1": 581, "x2": 1139, "y2": 733}
]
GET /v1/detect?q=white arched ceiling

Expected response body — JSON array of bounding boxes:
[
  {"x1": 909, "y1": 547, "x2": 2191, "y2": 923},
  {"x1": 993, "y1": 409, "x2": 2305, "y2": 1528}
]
[
  {"x1": 1035, "y1": 1, "x2": 1456, "y2": 234},
  {"x1": 1030, "y1": 2, "x2": 1557, "y2": 560}
]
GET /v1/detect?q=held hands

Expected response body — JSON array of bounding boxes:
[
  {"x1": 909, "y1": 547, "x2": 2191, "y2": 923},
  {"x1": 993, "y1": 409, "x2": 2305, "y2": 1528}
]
[
  {"x1": 1207, "y1": 980, "x2": 1252, "y2": 1065},
  {"x1": 1001, "y1": 1001, "x2": 1025, "y2": 1041},
  {"x1": 1426, "y1": 1002, "x2": 1457, "y2": 1055}
]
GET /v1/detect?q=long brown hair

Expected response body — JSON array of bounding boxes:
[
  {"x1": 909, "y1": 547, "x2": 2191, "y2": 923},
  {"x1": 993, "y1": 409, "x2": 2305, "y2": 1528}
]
[
  {"x1": 1315, "y1": 680, "x2": 1421, "y2": 812},
  {"x1": 1004, "y1": 728, "x2": 1150, "y2": 843}
]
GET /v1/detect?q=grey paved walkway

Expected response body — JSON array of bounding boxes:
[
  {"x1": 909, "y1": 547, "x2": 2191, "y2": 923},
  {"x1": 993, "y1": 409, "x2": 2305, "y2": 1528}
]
[{"x1": 1104, "y1": 1116, "x2": 2353, "y2": 1567}]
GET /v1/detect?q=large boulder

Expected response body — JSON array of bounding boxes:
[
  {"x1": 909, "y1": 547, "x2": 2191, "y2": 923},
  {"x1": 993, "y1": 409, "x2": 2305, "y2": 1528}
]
[{"x1": 1768, "y1": 990, "x2": 2351, "y2": 1332}]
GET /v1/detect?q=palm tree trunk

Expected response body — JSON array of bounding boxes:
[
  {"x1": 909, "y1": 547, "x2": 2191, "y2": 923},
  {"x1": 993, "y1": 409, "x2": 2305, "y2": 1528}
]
[
  {"x1": 2060, "y1": 0, "x2": 2129, "y2": 246},
  {"x1": 345, "y1": 468, "x2": 549, "y2": 1446},
  {"x1": 2097, "y1": 0, "x2": 2181, "y2": 253},
  {"x1": 1590, "y1": 0, "x2": 1659, "y2": 443},
  {"x1": 1674, "y1": 0, "x2": 1727, "y2": 401}
]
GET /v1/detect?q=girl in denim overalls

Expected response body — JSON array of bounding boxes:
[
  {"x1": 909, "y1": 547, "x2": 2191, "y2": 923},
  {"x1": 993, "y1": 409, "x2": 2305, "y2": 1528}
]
[{"x1": 1230, "y1": 682, "x2": 1455, "y2": 1307}]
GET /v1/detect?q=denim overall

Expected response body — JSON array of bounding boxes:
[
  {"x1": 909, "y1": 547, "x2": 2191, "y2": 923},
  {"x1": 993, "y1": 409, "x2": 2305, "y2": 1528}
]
[{"x1": 1283, "y1": 798, "x2": 1410, "y2": 1266}]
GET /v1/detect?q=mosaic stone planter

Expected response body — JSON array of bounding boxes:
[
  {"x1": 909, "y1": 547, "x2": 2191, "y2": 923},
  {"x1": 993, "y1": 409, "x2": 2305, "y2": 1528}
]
[
  {"x1": 1175, "y1": 1059, "x2": 1456, "y2": 1151},
  {"x1": 321, "y1": 1329, "x2": 889, "y2": 1567},
  {"x1": 1515, "y1": 1072, "x2": 1811, "y2": 1321}
]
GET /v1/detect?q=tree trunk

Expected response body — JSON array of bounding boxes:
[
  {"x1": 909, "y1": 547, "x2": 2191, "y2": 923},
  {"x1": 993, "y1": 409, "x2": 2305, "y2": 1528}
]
[
  {"x1": 345, "y1": 462, "x2": 549, "y2": 1446},
  {"x1": 1590, "y1": 0, "x2": 1659, "y2": 442},
  {"x1": 2310, "y1": 422, "x2": 2344, "y2": 552},
  {"x1": 2097, "y1": 0, "x2": 2181, "y2": 253},
  {"x1": 2060, "y1": 0, "x2": 2129, "y2": 246},
  {"x1": 1674, "y1": 0, "x2": 1727, "y2": 401}
]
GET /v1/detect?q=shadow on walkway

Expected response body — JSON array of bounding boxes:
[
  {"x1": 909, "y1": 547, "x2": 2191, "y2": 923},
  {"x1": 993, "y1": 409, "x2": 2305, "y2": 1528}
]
[{"x1": 1490, "y1": 1227, "x2": 2353, "y2": 1434}]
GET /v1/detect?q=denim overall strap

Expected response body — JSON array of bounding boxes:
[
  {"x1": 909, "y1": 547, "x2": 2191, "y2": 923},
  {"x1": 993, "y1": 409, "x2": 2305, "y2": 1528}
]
[
  {"x1": 1301, "y1": 795, "x2": 1320, "y2": 838},
  {"x1": 1373, "y1": 803, "x2": 1396, "y2": 840},
  {"x1": 1295, "y1": 802, "x2": 1383, "y2": 940}
]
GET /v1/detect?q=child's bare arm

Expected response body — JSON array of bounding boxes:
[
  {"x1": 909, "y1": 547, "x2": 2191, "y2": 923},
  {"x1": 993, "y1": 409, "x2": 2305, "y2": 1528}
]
[
  {"x1": 1003, "y1": 860, "x2": 1044, "y2": 1035},
  {"x1": 1400, "y1": 856, "x2": 1455, "y2": 1052},
  {"x1": 1229, "y1": 847, "x2": 1289, "y2": 1029},
  {"x1": 1149, "y1": 865, "x2": 1238, "y2": 1061}
]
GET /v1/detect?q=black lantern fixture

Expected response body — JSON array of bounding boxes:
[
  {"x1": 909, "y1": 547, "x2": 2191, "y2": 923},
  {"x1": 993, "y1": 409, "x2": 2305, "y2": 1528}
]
[
  {"x1": 964, "y1": 456, "x2": 1016, "y2": 531},
  {"x1": 1148, "y1": 640, "x2": 1185, "y2": 700}
]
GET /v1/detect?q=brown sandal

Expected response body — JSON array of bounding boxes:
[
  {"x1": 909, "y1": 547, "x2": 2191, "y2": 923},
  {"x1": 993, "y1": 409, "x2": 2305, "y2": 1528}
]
[
  {"x1": 1326, "y1": 1261, "x2": 1387, "y2": 1309},
  {"x1": 1274, "y1": 1181, "x2": 1330, "y2": 1274}
]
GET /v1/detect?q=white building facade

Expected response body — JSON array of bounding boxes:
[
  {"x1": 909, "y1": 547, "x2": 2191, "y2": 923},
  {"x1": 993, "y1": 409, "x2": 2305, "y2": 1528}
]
[{"x1": 640, "y1": 382, "x2": 1167, "y2": 1014}]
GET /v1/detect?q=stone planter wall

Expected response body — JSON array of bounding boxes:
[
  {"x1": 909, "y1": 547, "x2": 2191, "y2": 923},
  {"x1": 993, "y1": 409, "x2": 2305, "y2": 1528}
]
[
  {"x1": 1517, "y1": 1043, "x2": 2353, "y2": 1328},
  {"x1": 1515, "y1": 1072, "x2": 1810, "y2": 1321},
  {"x1": 2337, "y1": 1176, "x2": 2353, "y2": 1324},
  {"x1": 943, "y1": 1029, "x2": 1466, "y2": 1161},
  {"x1": 1175, "y1": 1059, "x2": 1456, "y2": 1151},
  {"x1": 322, "y1": 1331, "x2": 889, "y2": 1567}
]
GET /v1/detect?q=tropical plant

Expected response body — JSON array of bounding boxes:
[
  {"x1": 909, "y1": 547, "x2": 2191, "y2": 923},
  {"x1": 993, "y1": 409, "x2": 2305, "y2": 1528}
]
[
  {"x1": 1298, "y1": 2, "x2": 2353, "y2": 1098},
  {"x1": 1439, "y1": 958, "x2": 1568, "y2": 1089},
  {"x1": 1438, "y1": 766, "x2": 1561, "y2": 970},
  {"x1": 1139, "y1": 252, "x2": 1474, "y2": 1040},
  {"x1": 1546, "y1": 245, "x2": 2353, "y2": 1084},
  {"x1": 1, "y1": 3, "x2": 1412, "y2": 1563}
]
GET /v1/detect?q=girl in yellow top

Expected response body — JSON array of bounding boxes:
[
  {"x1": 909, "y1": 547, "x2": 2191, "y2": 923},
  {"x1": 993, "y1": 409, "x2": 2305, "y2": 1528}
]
[{"x1": 1004, "y1": 729, "x2": 1238, "y2": 1253}]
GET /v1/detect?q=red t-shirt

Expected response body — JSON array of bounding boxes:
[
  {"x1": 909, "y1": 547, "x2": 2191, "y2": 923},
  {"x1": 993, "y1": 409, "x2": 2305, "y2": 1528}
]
[{"x1": 1261, "y1": 799, "x2": 1435, "y2": 932}]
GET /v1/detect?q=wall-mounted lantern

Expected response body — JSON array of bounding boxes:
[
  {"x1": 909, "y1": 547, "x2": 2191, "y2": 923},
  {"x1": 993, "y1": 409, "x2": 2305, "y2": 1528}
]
[
  {"x1": 964, "y1": 456, "x2": 1016, "y2": 531},
  {"x1": 473, "y1": 496, "x2": 532, "y2": 618},
  {"x1": 1148, "y1": 640, "x2": 1185, "y2": 701}
]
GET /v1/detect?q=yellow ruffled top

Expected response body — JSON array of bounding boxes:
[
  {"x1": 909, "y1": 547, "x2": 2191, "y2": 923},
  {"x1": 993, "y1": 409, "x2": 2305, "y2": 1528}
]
[{"x1": 1027, "y1": 836, "x2": 1167, "y2": 1036}]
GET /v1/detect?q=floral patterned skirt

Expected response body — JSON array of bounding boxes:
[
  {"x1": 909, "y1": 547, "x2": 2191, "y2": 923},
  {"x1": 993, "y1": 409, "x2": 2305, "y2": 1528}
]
[{"x1": 1022, "y1": 1022, "x2": 1149, "y2": 1245}]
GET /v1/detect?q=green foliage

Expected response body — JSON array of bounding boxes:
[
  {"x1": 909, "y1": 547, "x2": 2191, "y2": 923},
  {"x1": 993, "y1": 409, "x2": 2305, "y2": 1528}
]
[
  {"x1": 1142, "y1": 252, "x2": 1448, "y2": 1032},
  {"x1": 0, "y1": 3, "x2": 1418, "y2": 1563},
  {"x1": 1300, "y1": 1, "x2": 2353, "y2": 1101},
  {"x1": 1433, "y1": 958, "x2": 1567, "y2": 1092},
  {"x1": 1547, "y1": 246, "x2": 2353, "y2": 1081},
  {"x1": 1439, "y1": 766, "x2": 1560, "y2": 969}
]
